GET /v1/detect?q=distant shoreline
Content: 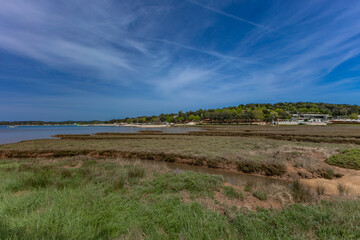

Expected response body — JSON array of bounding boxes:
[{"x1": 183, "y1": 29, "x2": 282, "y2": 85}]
[{"x1": 1, "y1": 124, "x2": 176, "y2": 127}]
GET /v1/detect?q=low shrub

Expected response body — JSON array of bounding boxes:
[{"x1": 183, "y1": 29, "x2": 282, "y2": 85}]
[
  {"x1": 337, "y1": 183, "x2": 349, "y2": 196},
  {"x1": 157, "y1": 152, "x2": 175, "y2": 162},
  {"x1": 127, "y1": 167, "x2": 145, "y2": 179},
  {"x1": 326, "y1": 149, "x2": 360, "y2": 170},
  {"x1": 207, "y1": 159, "x2": 219, "y2": 168},
  {"x1": 317, "y1": 168, "x2": 334, "y2": 179},
  {"x1": 262, "y1": 163, "x2": 286, "y2": 176},
  {"x1": 253, "y1": 191, "x2": 267, "y2": 201},
  {"x1": 316, "y1": 183, "x2": 325, "y2": 196},
  {"x1": 111, "y1": 175, "x2": 127, "y2": 190},
  {"x1": 236, "y1": 161, "x2": 286, "y2": 176},
  {"x1": 291, "y1": 179, "x2": 313, "y2": 203},
  {"x1": 236, "y1": 161, "x2": 260, "y2": 173},
  {"x1": 244, "y1": 182, "x2": 253, "y2": 192},
  {"x1": 193, "y1": 157, "x2": 205, "y2": 166},
  {"x1": 53, "y1": 150, "x2": 81, "y2": 157},
  {"x1": 223, "y1": 186, "x2": 243, "y2": 200}
]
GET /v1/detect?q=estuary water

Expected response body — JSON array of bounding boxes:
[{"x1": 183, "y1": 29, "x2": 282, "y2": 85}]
[{"x1": 0, "y1": 125, "x2": 201, "y2": 145}]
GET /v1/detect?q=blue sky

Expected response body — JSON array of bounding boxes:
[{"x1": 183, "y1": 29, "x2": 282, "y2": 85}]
[{"x1": 1, "y1": 0, "x2": 360, "y2": 121}]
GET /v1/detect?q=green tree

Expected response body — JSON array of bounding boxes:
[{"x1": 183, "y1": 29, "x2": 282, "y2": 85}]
[
  {"x1": 270, "y1": 111, "x2": 279, "y2": 120},
  {"x1": 250, "y1": 109, "x2": 264, "y2": 120},
  {"x1": 166, "y1": 116, "x2": 173, "y2": 123},
  {"x1": 177, "y1": 117, "x2": 184, "y2": 122},
  {"x1": 350, "y1": 113, "x2": 359, "y2": 120}
]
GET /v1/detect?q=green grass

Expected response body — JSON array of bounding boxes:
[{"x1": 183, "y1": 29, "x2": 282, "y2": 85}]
[
  {"x1": 223, "y1": 186, "x2": 243, "y2": 200},
  {"x1": 1, "y1": 158, "x2": 360, "y2": 239},
  {"x1": 252, "y1": 191, "x2": 268, "y2": 201},
  {"x1": 244, "y1": 182, "x2": 253, "y2": 192},
  {"x1": 291, "y1": 179, "x2": 313, "y2": 203},
  {"x1": 0, "y1": 158, "x2": 231, "y2": 239},
  {"x1": 233, "y1": 201, "x2": 360, "y2": 239},
  {"x1": 148, "y1": 171, "x2": 223, "y2": 197},
  {"x1": 326, "y1": 149, "x2": 360, "y2": 169}
]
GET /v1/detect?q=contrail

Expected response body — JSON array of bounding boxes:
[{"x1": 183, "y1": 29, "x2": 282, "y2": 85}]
[
  {"x1": 187, "y1": 0, "x2": 274, "y2": 32},
  {"x1": 153, "y1": 38, "x2": 258, "y2": 64}
]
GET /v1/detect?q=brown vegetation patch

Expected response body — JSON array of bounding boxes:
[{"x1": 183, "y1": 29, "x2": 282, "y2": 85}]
[{"x1": 0, "y1": 149, "x2": 290, "y2": 178}]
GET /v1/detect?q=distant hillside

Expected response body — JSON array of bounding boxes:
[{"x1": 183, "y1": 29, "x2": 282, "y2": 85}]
[
  {"x1": 1, "y1": 102, "x2": 360, "y2": 125},
  {"x1": 111, "y1": 102, "x2": 360, "y2": 124}
]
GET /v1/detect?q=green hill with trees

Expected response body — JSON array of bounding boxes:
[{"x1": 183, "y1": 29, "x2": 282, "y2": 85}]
[{"x1": 111, "y1": 102, "x2": 360, "y2": 124}]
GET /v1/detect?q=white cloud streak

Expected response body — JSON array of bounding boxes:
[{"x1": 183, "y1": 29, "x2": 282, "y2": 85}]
[
  {"x1": 186, "y1": 0, "x2": 275, "y2": 32},
  {"x1": 1, "y1": 0, "x2": 360, "y2": 120}
]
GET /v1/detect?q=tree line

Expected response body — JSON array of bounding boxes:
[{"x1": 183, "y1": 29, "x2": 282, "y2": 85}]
[
  {"x1": 109, "y1": 102, "x2": 360, "y2": 124},
  {"x1": 1, "y1": 102, "x2": 359, "y2": 125}
]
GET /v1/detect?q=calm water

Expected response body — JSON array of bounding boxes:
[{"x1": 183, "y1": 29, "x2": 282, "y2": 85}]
[{"x1": 0, "y1": 125, "x2": 201, "y2": 145}]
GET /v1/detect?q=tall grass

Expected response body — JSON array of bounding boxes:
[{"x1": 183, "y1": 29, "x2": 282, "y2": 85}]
[
  {"x1": 1, "y1": 158, "x2": 360, "y2": 239},
  {"x1": 223, "y1": 186, "x2": 243, "y2": 200},
  {"x1": 337, "y1": 183, "x2": 349, "y2": 196},
  {"x1": 291, "y1": 179, "x2": 313, "y2": 203}
]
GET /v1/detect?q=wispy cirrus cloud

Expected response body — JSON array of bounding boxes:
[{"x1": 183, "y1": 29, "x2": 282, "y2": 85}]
[
  {"x1": 0, "y1": 0, "x2": 360, "y2": 120},
  {"x1": 186, "y1": 0, "x2": 275, "y2": 32}
]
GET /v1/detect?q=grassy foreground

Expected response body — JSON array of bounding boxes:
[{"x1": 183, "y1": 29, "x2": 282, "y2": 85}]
[{"x1": 1, "y1": 157, "x2": 360, "y2": 239}]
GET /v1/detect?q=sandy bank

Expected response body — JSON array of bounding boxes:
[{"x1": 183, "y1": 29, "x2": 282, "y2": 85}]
[{"x1": 122, "y1": 124, "x2": 171, "y2": 128}]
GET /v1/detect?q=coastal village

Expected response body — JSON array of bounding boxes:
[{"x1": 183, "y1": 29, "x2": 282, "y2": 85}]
[
  {"x1": 121, "y1": 113, "x2": 360, "y2": 127},
  {"x1": 276, "y1": 113, "x2": 360, "y2": 126}
]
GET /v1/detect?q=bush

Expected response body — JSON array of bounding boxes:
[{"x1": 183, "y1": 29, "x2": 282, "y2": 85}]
[
  {"x1": 206, "y1": 159, "x2": 219, "y2": 168},
  {"x1": 337, "y1": 183, "x2": 349, "y2": 196},
  {"x1": 111, "y1": 175, "x2": 127, "y2": 190},
  {"x1": 326, "y1": 149, "x2": 360, "y2": 170},
  {"x1": 53, "y1": 150, "x2": 89, "y2": 157},
  {"x1": 193, "y1": 157, "x2": 204, "y2": 166},
  {"x1": 236, "y1": 161, "x2": 286, "y2": 176},
  {"x1": 291, "y1": 179, "x2": 313, "y2": 203},
  {"x1": 236, "y1": 161, "x2": 259, "y2": 173},
  {"x1": 127, "y1": 167, "x2": 145, "y2": 179},
  {"x1": 262, "y1": 163, "x2": 286, "y2": 176},
  {"x1": 317, "y1": 168, "x2": 334, "y2": 179},
  {"x1": 244, "y1": 182, "x2": 253, "y2": 192},
  {"x1": 223, "y1": 186, "x2": 243, "y2": 200},
  {"x1": 316, "y1": 183, "x2": 325, "y2": 196},
  {"x1": 253, "y1": 191, "x2": 267, "y2": 201}
]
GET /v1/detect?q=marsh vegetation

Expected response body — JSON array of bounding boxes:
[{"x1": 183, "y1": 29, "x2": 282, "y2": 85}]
[
  {"x1": 1, "y1": 156, "x2": 360, "y2": 239},
  {"x1": 1, "y1": 125, "x2": 360, "y2": 239}
]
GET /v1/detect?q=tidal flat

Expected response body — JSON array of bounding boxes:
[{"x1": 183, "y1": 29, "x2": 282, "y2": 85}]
[{"x1": 1, "y1": 125, "x2": 360, "y2": 239}]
